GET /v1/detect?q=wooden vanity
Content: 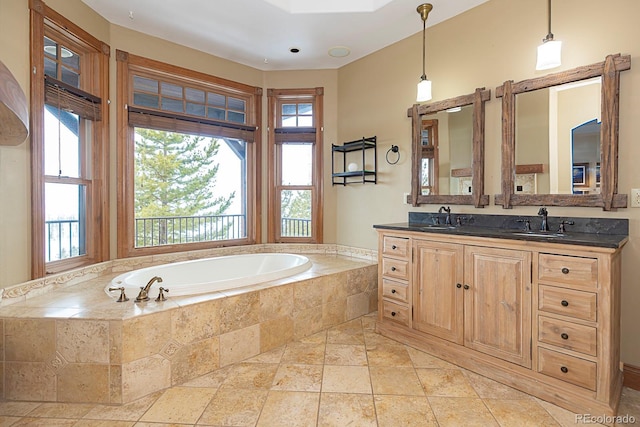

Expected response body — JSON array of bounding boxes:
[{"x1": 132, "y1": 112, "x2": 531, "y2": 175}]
[{"x1": 375, "y1": 221, "x2": 627, "y2": 416}]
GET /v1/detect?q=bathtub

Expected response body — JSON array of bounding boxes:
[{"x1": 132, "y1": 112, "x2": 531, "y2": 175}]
[{"x1": 106, "y1": 253, "x2": 312, "y2": 298}]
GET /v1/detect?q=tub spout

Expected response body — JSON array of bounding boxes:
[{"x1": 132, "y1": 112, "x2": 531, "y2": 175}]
[{"x1": 135, "y1": 276, "x2": 163, "y2": 302}]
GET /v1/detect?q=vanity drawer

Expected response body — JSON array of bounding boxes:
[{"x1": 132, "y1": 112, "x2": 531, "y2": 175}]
[
  {"x1": 539, "y1": 285, "x2": 597, "y2": 322},
  {"x1": 538, "y1": 254, "x2": 598, "y2": 288},
  {"x1": 382, "y1": 278, "x2": 408, "y2": 303},
  {"x1": 538, "y1": 316, "x2": 597, "y2": 356},
  {"x1": 382, "y1": 236, "x2": 410, "y2": 259},
  {"x1": 538, "y1": 347, "x2": 597, "y2": 391},
  {"x1": 382, "y1": 300, "x2": 410, "y2": 326},
  {"x1": 382, "y1": 257, "x2": 410, "y2": 281}
]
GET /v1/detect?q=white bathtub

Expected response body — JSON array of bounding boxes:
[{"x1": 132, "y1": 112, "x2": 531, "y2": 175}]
[{"x1": 106, "y1": 253, "x2": 312, "y2": 298}]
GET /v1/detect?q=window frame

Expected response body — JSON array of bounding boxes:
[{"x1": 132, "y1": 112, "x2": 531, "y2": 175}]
[
  {"x1": 267, "y1": 88, "x2": 324, "y2": 243},
  {"x1": 116, "y1": 50, "x2": 262, "y2": 258},
  {"x1": 29, "y1": 0, "x2": 110, "y2": 277}
]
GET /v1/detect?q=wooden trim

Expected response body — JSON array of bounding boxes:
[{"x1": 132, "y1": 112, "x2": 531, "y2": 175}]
[
  {"x1": 472, "y1": 87, "x2": 486, "y2": 208},
  {"x1": 624, "y1": 364, "x2": 640, "y2": 391},
  {"x1": 495, "y1": 54, "x2": 630, "y2": 210},
  {"x1": 516, "y1": 164, "x2": 544, "y2": 174},
  {"x1": 410, "y1": 104, "x2": 420, "y2": 207}
]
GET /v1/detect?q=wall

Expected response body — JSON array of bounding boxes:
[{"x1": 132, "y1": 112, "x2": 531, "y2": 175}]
[{"x1": 337, "y1": 0, "x2": 640, "y2": 365}]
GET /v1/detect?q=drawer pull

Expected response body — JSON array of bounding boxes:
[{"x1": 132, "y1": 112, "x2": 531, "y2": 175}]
[
  {"x1": 561, "y1": 300, "x2": 569, "y2": 307},
  {"x1": 561, "y1": 333, "x2": 569, "y2": 340},
  {"x1": 391, "y1": 289, "x2": 397, "y2": 294},
  {"x1": 561, "y1": 267, "x2": 570, "y2": 274},
  {"x1": 391, "y1": 311, "x2": 397, "y2": 317},
  {"x1": 560, "y1": 366, "x2": 569, "y2": 374},
  {"x1": 391, "y1": 266, "x2": 397, "y2": 272},
  {"x1": 392, "y1": 245, "x2": 397, "y2": 250},
  {"x1": 456, "y1": 283, "x2": 462, "y2": 288},
  {"x1": 463, "y1": 284, "x2": 470, "y2": 290}
]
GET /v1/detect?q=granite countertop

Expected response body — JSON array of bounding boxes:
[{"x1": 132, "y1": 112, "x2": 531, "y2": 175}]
[{"x1": 374, "y1": 213, "x2": 629, "y2": 249}]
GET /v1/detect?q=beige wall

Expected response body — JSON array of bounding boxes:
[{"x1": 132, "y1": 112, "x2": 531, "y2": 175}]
[
  {"x1": 1, "y1": 0, "x2": 640, "y2": 366},
  {"x1": 337, "y1": 0, "x2": 640, "y2": 365}
]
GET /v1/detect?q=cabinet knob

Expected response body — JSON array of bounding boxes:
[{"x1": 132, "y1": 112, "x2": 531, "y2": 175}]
[
  {"x1": 463, "y1": 284, "x2": 470, "y2": 290},
  {"x1": 391, "y1": 289, "x2": 397, "y2": 294},
  {"x1": 391, "y1": 311, "x2": 397, "y2": 317},
  {"x1": 561, "y1": 267, "x2": 570, "y2": 274},
  {"x1": 560, "y1": 366, "x2": 569, "y2": 374},
  {"x1": 392, "y1": 245, "x2": 397, "y2": 250},
  {"x1": 391, "y1": 266, "x2": 397, "y2": 272},
  {"x1": 561, "y1": 333, "x2": 569, "y2": 340},
  {"x1": 456, "y1": 283, "x2": 462, "y2": 289},
  {"x1": 561, "y1": 300, "x2": 569, "y2": 307}
]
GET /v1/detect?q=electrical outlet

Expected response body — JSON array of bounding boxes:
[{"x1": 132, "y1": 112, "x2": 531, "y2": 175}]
[
  {"x1": 403, "y1": 192, "x2": 410, "y2": 204},
  {"x1": 631, "y1": 189, "x2": 640, "y2": 208}
]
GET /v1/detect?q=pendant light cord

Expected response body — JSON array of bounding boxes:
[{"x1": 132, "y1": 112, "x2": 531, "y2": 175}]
[
  {"x1": 545, "y1": 0, "x2": 554, "y2": 41},
  {"x1": 421, "y1": 17, "x2": 427, "y2": 80}
]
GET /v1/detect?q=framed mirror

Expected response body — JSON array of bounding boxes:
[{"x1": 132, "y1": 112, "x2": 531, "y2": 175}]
[
  {"x1": 495, "y1": 54, "x2": 631, "y2": 210},
  {"x1": 408, "y1": 87, "x2": 490, "y2": 207}
]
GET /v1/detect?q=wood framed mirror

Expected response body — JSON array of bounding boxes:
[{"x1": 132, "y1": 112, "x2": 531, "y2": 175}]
[
  {"x1": 495, "y1": 53, "x2": 631, "y2": 210},
  {"x1": 408, "y1": 87, "x2": 491, "y2": 207}
]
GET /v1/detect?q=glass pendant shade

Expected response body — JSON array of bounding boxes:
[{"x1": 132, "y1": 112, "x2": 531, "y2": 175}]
[
  {"x1": 417, "y1": 78, "x2": 432, "y2": 102},
  {"x1": 536, "y1": 39, "x2": 562, "y2": 70}
]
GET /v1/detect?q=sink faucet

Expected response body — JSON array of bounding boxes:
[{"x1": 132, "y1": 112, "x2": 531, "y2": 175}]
[
  {"x1": 438, "y1": 206, "x2": 452, "y2": 225},
  {"x1": 135, "y1": 276, "x2": 163, "y2": 302},
  {"x1": 538, "y1": 207, "x2": 549, "y2": 232}
]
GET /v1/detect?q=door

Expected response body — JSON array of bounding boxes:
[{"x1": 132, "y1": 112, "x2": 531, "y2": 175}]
[
  {"x1": 463, "y1": 246, "x2": 532, "y2": 368},
  {"x1": 413, "y1": 239, "x2": 464, "y2": 344}
]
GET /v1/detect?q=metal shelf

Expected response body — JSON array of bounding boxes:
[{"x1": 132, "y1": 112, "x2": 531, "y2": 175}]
[{"x1": 331, "y1": 136, "x2": 377, "y2": 185}]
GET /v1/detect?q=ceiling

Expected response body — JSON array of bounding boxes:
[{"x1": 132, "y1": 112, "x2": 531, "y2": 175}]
[{"x1": 81, "y1": 0, "x2": 488, "y2": 71}]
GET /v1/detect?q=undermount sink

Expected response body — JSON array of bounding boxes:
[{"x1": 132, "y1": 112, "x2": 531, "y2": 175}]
[
  {"x1": 419, "y1": 225, "x2": 457, "y2": 230},
  {"x1": 511, "y1": 231, "x2": 565, "y2": 238}
]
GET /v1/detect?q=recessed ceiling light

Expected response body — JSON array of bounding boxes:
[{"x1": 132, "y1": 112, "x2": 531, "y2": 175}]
[
  {"x1": 446, "y1": 107, "x2": 462, "y2": 113},
  {"x1": 328, "y1": 46, "x2": 350, "y2": 58},
  {"x1": 44, "y1": 45, "x2": 74, "y2": 58},
  {"x1": 289, "y1": 47, "x2": 300, "y2": 53}
]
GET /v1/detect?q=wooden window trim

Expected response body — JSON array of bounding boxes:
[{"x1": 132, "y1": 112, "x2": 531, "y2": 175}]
[
  {"x1": 267, "y1": 88, "x2": 324, "y2": 243},
  {"x1": 116, "y1": 50, "x2": 262, "y2": 258},
  {"x1": 30, "y1": 0, "x2": 110, "y2": 278}
]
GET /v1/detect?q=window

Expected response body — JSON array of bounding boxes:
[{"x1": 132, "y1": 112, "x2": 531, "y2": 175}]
[
  {"x1": 267, "y1": 89, "x2": 323, "y2": 243},
  {"x1": 117, "y1": 51, "x2": 261, "y2": 257},
  {"x1": 30, "y1": 1, "x2": 110, "y2": 277},
  {"x1": 420, "y1": 119, "x2": 439, "y2": 195}
]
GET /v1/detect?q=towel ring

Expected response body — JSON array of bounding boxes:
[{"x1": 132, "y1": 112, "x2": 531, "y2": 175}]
[{"x1": 386, "y1": 145, "x2": 400, "y2": 165}]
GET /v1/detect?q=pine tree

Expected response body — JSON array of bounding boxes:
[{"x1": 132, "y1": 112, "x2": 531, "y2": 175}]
[{"x1": 134, "y1": 128, "x2": 235, "y2": 244}]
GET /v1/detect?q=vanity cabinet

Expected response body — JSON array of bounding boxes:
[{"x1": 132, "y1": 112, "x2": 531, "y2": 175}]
[{"x1": 376, "y1": 228, "x2": 624, "y2": 416}]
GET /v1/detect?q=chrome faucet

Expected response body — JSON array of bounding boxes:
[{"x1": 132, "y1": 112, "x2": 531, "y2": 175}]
[
  {"x1": 135, "y1": 276, "x2": 163, "y2": 302},
  {"x1": 538, "y1": 207, "x2": 549, "y2": 232},
  {"x1": 439, "y1": 206, "x2": 452, "y2": 225}
]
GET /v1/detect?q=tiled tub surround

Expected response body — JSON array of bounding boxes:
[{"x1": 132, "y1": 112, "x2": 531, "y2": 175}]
[{"x1": 0, "y1": 244, "x2": 378, "y2": 405}]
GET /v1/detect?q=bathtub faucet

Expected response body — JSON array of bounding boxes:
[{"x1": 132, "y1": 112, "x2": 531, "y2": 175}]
[{"x1": 135, "y1": 276, "x2": 163, "y2": 302}]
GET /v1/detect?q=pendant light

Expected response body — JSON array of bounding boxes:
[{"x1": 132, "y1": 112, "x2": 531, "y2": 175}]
[
  {"x1": 416, "y1": 3, "x2": 433, "y2": 102},
  {"x1": 536, "y1": 0, "x2": 562, "y2": 70}
]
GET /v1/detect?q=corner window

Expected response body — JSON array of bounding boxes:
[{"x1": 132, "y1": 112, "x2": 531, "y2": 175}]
[
  {"x1": 117, "y1": 51, "x2": 261, "y2": 257},
  {"x1": 267, "y1": 89, "x2": 323, "y2": 243}
]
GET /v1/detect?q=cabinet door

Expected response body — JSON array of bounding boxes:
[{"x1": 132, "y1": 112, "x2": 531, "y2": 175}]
[
  {"x1": 413, "y1": 240, "x2": 464, "y2": 344},
  {"x1": 464, "y1": 246, "x2": 532, "y2": 368}
]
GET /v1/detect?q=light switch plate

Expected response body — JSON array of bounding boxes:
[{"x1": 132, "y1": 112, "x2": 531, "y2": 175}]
[
  {"x1": 631, "y1": 189, "x2": 640, "y2": 208},
  {"x1": 403, "y1": 192, "x2": 410, "y2": 204}
]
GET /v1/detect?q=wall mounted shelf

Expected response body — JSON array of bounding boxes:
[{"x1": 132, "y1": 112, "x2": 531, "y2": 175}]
[{"x1": 332, "y1": 136, "x2": 377, "y2": 185}]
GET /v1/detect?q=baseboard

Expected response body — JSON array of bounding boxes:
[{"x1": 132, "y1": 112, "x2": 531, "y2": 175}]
[{"x1": 624, "y1": 364, "x2": 640, "y2": 391}]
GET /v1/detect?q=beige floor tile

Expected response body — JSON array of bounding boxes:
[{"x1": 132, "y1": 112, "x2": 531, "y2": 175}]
[
  {"x1": 26, "y1": 403, "x2": 95, "y2": 419},
  {"x1": 617, "y1": 387, "x2": 640, "y2": 425},
  {"x1": 429, "y1": 397, "x2": 499, "y2": 426},
  {"x1": 73, "y1": 421, "x2": 135, "y2": 426},
  {"x1": 463, "y1": 369, "x2": 532, "y2": 399},
  {"x1": 281, "y1": 341, "x2": 326, "y2": 364},
  {"x1": 366, "y1": 343, "x2": 413, "y2": 367},
  {"x1": 322, "y1": 365, "x2": 372, "y2": 394},
  {"x1": 326, "y1": 319, "x2": 365, "y2": 345},
  {"x1": 219, "y1": 362, "x2": 279, "y2": 390},
  {"x1": 197, "y1": 388, "x2": 268, "y2": 426},
  {"x1": 10, "y1": 418, "x2": 77, "y2": 426},
  {"x1": 369, "y1": 366, "x2": 425, "y2": 396},
  {"x1": 271, "y1": 363, "x2": 324, "y2": 391},
  {"x1": 406, "y1": 346, "x2": 460, "y2": 369},
  {"x1": 534, "y1": 398, "x2": 606, "y2": 427},
  {"x1": 484, "y1": 398, "x2": 560, "y2": 426},
  {"x1": 256, "y1": 391, "x2": 319, "y2": 427},
  {"x1": 181, "y1": 366, "x2": 231, "y2": 388},
  {"x1": 360, "y1": 315, "x2": 377, "y2": 332},
  {"x1": 244, "y1": 345, "x2": 285, "y2": 363},
  {"x1": 374, "y1": 395, "x2": 438, "y2": 427},
  {"x1": 139, "y1": 387, "x2": 216, "y2": 424},
  {"x1": 416, "y1": 369, "x2": 478, "y2": 397},
  {"x1": 0, "y1": 417, "x2": 22, "y2": 427},
  {"x1": 317, "y1": 393, "x2": 376, "y2": 427},
  {"x1": 0, "y1": 402, "x2": 42, "y2": 417},
  {"x1": 363, "y1": 331, "x2": 400, "y2": 348},
  {"x1": 324, "y1": 343, "x2": 368, "y2": 366},
  {"x1": 298, "y1": 330, "x2": 327, "y2": 344},
  {"x1": 83, "y1": 391, "x2": 163, "y2": 422}
]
